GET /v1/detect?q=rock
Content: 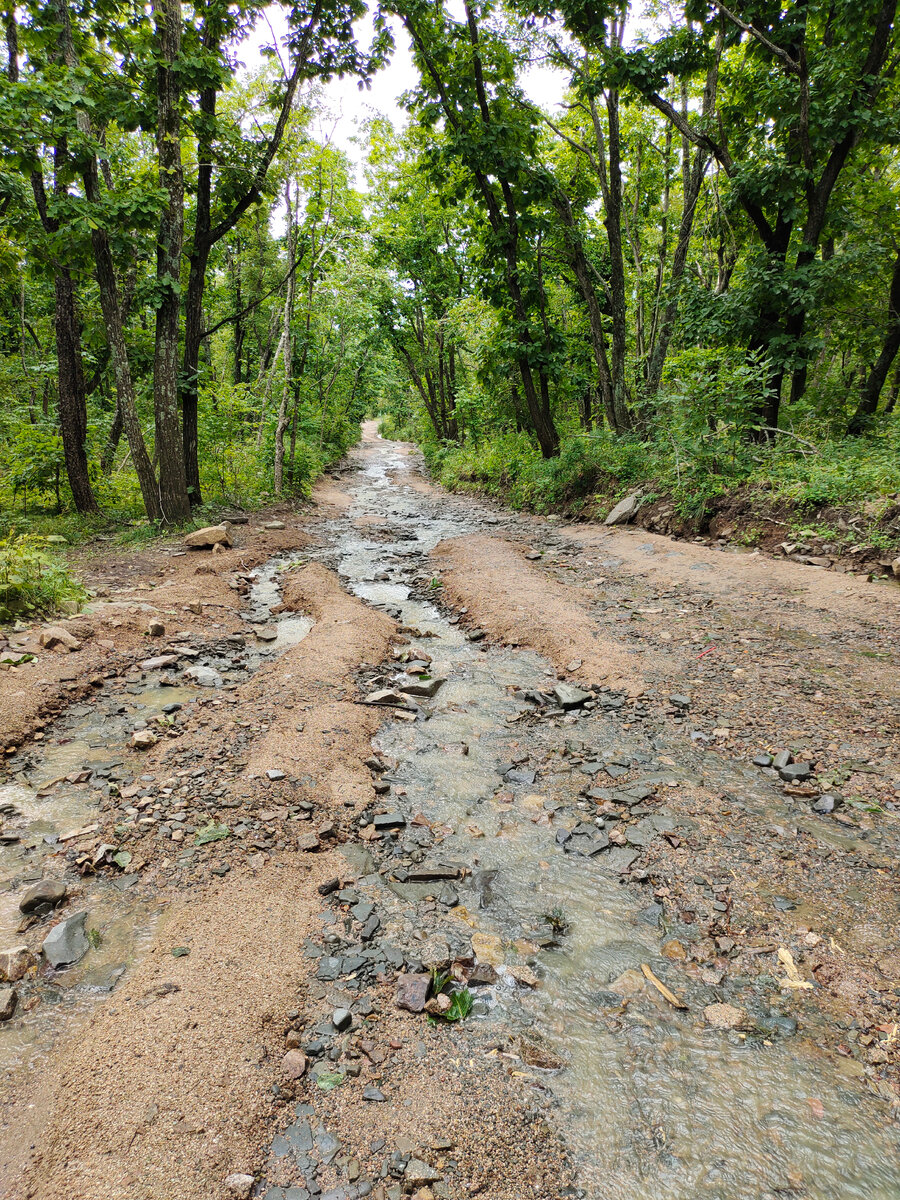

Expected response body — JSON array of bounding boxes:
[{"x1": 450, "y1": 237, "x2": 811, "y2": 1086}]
[
  {"x1": 266, "y1": 768, "x2": 286, "y2": 781},
  {"x1": 892, "y1": 556, "x2": 900, "y2": 580},
  {"x1": 42, "y1": 910, "x2": 89, "y2": 967},
  {"x1": 364, "y1": 689, "x2": 409, "y2": 707},
  {"x1": 131, "y1": 729, "x2": 158, "y2": 750},
  {"x1": 424, "y1": 993, "x2": 452, "y2": 1016},
  {"x1": 779, "y1": 762, "x2": 812, "y2": 782},
  {"x1": 668, "y1": 694, "x2": 691, "y2": 710},
  {"x1": 405, "y1": 1160, "x2": 441, "y2": 1187},
  {"x1": 281, "y1": 1050, "x2": 307, "y2": 1080},
  {"x1": 399, "y1": 677, "x2": 445, "y2": 698},
  {"x1": 752, "y1": 754, "x2": 773, "y2": 767},
  {"x1": 224, "y1": 1174, "x2": 255, "y2": 1199},
  {"x1": 146, "y1": 620, "x2": 166, "y2": 637},
  {"x1": 0, "y1": 987, "x2": 17, "y2": 1021},
  {"x1": 374, "y1": 813, "x2": 406, "y2": 831},
  {"x1": 0, "y1": 946, "x2": 37, "y2": 982},
  {"x1": 395, "y1": 973, "x2": 430, "y2": 1013},
  {"x1": 363, "y1": 1086, "x2": 386, "y2": 1102},
  {"x1": 508, "y1": 964, "x2": 540, "y2": 989},
  {"x1": 140, "y1": 654, "x2": 179, "y2": 671},
  {"x1": 184, "y1": 524, "x2": 231, "y2": 549},
  {"x1": 607, "y1": 968, "x2": 646, "y2": 999},
  {"x1": 297, "y1": 832, "x2": 321, "y2": 852},
  {"x1": 772, "y1": 749, "x2": 792, "y2": 769},
  {"x1": 39, "y1": 625, "x2": 80, "y2": 651},
  {"x1": 605, "y1": 493, "x2": 641, "y2": 526},
  {"x1": 332, "y1": 1008, "x2": 352, "y2": 1032},
  {"x1": 255, "y1": 627, "x2": 278, "y2": 642},
  {"x1": 264, "y1": 520, "x2": 286, "y2": 530},
  {"x1": 553, "y1": 683, "x2": 592, "y2": 710},
  {"x1": 184, "y1": 664, "x2": 223, "y2": 688},
  {"x1": 471, "y1": 932, "x2": 504, "y2": 966},
  {"x1": 813, "y1": 793, "x2": 839, "y2": 814},
  {"x1": 703, "y1": 1002, "x2": 746, "y2": 1030},
  {"x1": 20, "y1": 879, "x2": 66, "y2": 914},
  {"x1": 660, "y1": 939, "x2": 687, "y2": 961}
]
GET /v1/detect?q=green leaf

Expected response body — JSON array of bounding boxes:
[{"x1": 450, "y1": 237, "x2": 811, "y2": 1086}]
[
  {"x1": 112, "y1": 850, "x2": 132, "y2": 869},
  {"x1": 315, "y1": 1070, "x2": 346, "y2": 1091},
  {"x1": 171, "y1": 945, "x2": 191, "y2": 957}
]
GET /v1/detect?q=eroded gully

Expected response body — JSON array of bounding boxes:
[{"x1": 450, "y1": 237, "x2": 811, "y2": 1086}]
[{"x1": 283, "y1": 434, "x2": 900, "y2": 1200}]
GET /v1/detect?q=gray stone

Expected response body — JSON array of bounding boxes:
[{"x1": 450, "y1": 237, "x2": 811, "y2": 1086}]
[
  {"x1": 399, "y1": 677, "x2": 445, "y2": 698},
  {"x1": 752, "y1": 754, "x2": 773, "y2": 767},
  {"x1": 395, "y1": 973, "x2": 430, "y2": 1013},
  {"x1": 184, "y1": 664, "x2": 223, "y2": 688},
  {"x1": 668, "y1": 694, "x2": 691, "y2": 710},
  {"x1": 772, "y1": 750, "x2": 792, "y2": 769},
  {"x1": 139, "y1": 654, "x2": 179, "y2": 671},
  {"x1": 813, "y1": 793, "x2": 839, "y2": 814},
  {"x1": 224, "y1": 1175, "x2": 255, "y2": 1199},
  {"x1": 20, "y1": 879, "x2": 66, "y2": 913},
  {"x1": 266, "y1": 768, "x2": 286, "y2": 781},
  {"x1": 604, "y1": 493, "x2": 641, "y2": 525},
  {"x1": 0, "y1": 987, "x2": 17, "y2": 1021},
  {"x1": 374, "y1": 813, "x2": 406, "y2": 831},
  {"x1": 779, "y1": 762, "x2": 812, "y2": 782},
  {"x1": 255, "y1": 627, "x2": 279, "y2": 642},
  {"x1": 364, "y1": 689, "x2": 409, "y2": 707},
  {"x1": 553, "y1": 683, "x2": 592, "y2": 710},
  {"x1": 332, "y1": 1008, "x2": 352, "y2": 1032},
  {"x1": 404, "y1": 1159, "x2": 441, "y2": 1186},
  {"x1": 363, "y1": 1086, "x2": 386, "y2": 1101},
  {"x1": 264, "y1": 520, "x2": 286, "y2": 530},
  {"x1": 42, "y1": 911, "x2": 89, "y2": 967}
]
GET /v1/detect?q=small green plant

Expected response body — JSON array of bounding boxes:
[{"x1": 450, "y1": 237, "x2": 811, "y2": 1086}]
[
  {"x1": 87, "y1": 928, "x2": 102, "y2": 949},
  {"x1": 428, "y1": 968, "x2": 474, "y2": 1022},
  {"x1": 0, "y1": 530, "x2": 88, "y2": 623},
  {"x1": 315, "y1": 1070, "x2": 346, "y2": 1091},
  {"x1": 195, "y1": 822, "x2": 230, "y2": 845}
]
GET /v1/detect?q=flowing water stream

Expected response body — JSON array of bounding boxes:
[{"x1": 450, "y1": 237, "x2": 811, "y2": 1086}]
[{"x1": 312, "y1": 434, "x2": 900, "y2": 1200}]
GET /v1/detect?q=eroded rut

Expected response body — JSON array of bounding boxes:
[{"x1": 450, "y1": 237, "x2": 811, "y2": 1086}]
[
  {"x1": 254, "y1": 439, "x2": 900, "y2": 1199},
  {"x1": 2, "y1": 434, "x2": 899, "y2": 1200}
]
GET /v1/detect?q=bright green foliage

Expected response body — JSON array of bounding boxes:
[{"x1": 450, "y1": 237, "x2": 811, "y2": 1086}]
[{"x1": 0, "y1": 531, "x2": 88, "y2": 622}]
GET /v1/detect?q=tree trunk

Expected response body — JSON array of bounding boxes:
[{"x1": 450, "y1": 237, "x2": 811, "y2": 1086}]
[
  {"x1": 153, "y1": 0, "x2": 191, "y2": 521},
  {"x1": 54, "y1": 269, "x2": 99, "y2": 512},
  {"x1": 848, "y1": 245, "x2": 900, "y2": 434},
  {"x1": 273, "y1": 181, "x2": 297, "y2": 495}
]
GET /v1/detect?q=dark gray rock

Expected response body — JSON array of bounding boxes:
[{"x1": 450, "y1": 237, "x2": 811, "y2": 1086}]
[
  {"x1": 779, "y1": 762, "x2": 812, "y2": 782},
  {"x1": 42, "y1": 911, "x2": 89, "y2": 967},
  {"x1": 20, "y1": 879, "x2": 67, "y2": 914}
]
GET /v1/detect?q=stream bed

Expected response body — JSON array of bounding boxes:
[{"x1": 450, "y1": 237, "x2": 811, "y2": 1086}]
[{"x1": 298, "y1": 435, "x2": 900, "y2": 1200}]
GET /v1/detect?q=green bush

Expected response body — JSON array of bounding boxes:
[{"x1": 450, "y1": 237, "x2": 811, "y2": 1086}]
[{"x1": 0, "y1": 531, "x2": 88, "y2": 623}]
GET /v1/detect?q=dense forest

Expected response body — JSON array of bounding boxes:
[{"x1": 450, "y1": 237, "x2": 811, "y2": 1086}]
[{"x1": 2, "y1": 0, "x2": 899, "y2": 548}]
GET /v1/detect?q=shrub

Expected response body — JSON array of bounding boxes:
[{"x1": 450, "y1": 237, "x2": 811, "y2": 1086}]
[{"x1": 0, "y1": 531, "x2": 88, "y2": 623}]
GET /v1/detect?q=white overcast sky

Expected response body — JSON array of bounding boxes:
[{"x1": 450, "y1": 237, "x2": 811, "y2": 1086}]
[{"x1": 240, "y1": 7, "x2": 568, "y2": 180}]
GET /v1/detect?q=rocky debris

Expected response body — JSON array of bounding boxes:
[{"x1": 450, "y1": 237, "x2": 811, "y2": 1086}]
[
  {"x1": 184, "y1": 664, "x2": 223, "y2": 688},
  {"x1": 605, "y1": 492, "x2": 641, "y2": 526},
  {"x1": 19, "y1": 879, "x2": 67, "y2": 914},
  {"x1": 0, "y1": 946, "x2": 37, "y2": 982},
  {"x1": 395, "y1": 973, "x2": 430, "y2": 1013},
  {"x1": 39, "y1": 625, "x2": 80, "y2": 651},
  {"x1": 224, "y1": 1174, "x2": 255, "y2": 1199},
  {"x1": 703, "y1": 1002, "x2": 747, "y2": 1030},
  {"x1": 184, "y1": 524, "x2": 231, "y2": 549},
  {"x1": 131, "y1": 729, "x2": 158, "y2": 750},
  {"x1": 0, "y1": 987, "x2": 17, "y2": 1021},
  {"x1": 139, "y1": 654, "x2": 179, "y2": 671},
  {"x1": 553, "y1": 683, "x2": 591, "y2": 710},
  {"x1": 404, "y1": 1159, "x2": 442, "y2": 1187},
  {"x1": 281, "y1": 1050, "x2": 308, "y2": 1080},
  {"x1": 42, "y1": 911, "x2": 89, "y2": 968},
  {"x1": 146, "y1": 619, "x2": 166, "y2": 638}
]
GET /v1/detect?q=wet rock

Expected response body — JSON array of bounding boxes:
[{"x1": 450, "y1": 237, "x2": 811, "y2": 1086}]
[
  {"x1": 553, "y1": 683, "x2": 591, "y2": 710},
  {"x1": 607, "y1": 969, "x2": 645, "y2": 999},
  {"x1": 0, "y1": 946, "x2": 37, "y2": 982},
  {"x1": 184, "y1": 524, "x2": 231, "y2": 549},
  {"x1": 508, "y1": 964, "x2": 540, "y2": 989},
  {"x1": 661, "y1": 939, "x2": 687, "y2": 961},
  {"x1": 281, "y1": 1050, "x2": 308, "y2": 1080},
  {"x1": 224, "y1": 1175, "x2": 255, "y2": 1199},
  {"x1": 131, "y1": 729, "x2": 158, "y2": 750},
  {"x1": 139, "y1": 654, "x2": 179, "y2": 671},
  {"x1": 703, "y1": 1002, "x2": 747, "y2": 1030},
  {"x1": 605, "y1": 493, "x2": 641, "y2": 526},
  {"x1": 20, "y1": 879, "x2": 67, "y2": 913},
  {"x1": 374, "y1": 813, "x2": 406, "y2": 831},
  {"x1": 147, "y1": 620, "x2": 166, "y2": 638},
  {"x1": 395, "y1": 973, "x2": 430, "y2": 1013},
  {"x1": 184, "y1": 664, "x2": 223, "y2": 688},
  {"x1": 0, "y1": 987, "x2": 17, "y2": 1021},
  {"x1": 400, "y1": 677, "x2": 445, "y2": 698},
  {"x1": 40, "y1": 625, "x2": 81, "y2": 651},
  {"x1": 364, "y1": 689, "x2": 409, "y2": 707},
  {"x1": 42, "y1": 910, "x2": 89, "y2": 967}
]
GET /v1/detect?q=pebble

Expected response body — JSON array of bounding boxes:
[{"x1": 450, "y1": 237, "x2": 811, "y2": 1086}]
[
  {"x1": 0, "y1": 987, "x2": 17, "y2": 1021},
  {"x1": 332, "y1": 1008, "x2": 352, "y2": 1031}
]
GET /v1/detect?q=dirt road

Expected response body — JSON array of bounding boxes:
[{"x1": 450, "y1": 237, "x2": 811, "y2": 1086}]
[{"x1": 1, "y1": 423, "x2": 899, "y2": 1200}]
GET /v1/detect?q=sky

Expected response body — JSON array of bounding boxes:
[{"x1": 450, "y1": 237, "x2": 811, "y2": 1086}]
[{"x1": 241, "y1": 7, "x2": 569, "y2": 181}]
